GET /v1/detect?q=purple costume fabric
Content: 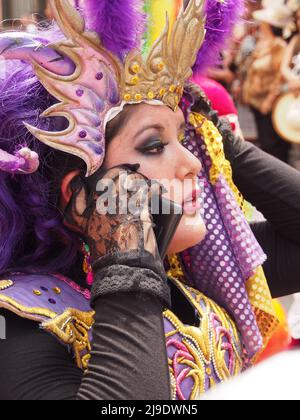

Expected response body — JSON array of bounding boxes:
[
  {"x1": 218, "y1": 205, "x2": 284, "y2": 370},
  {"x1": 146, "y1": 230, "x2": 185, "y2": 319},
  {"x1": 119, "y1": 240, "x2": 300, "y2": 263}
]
[{"x1": 0, "y1": 273, "x2": 91, "y2": 321}]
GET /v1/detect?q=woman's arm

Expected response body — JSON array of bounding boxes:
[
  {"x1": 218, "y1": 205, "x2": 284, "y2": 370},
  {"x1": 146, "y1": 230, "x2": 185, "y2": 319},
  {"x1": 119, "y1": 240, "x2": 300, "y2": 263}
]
[
  {"x1": 223, "y1": 133, "x2": 300, "y2": 244},
  {"x1": 223, "y1": 133, "x2": 300, "y2": 297},
  {"x1": 251, "y1": 221, "x2": 300, "y2": 298},
  {"x1": 0, "y1": 273, "x2": 171, "y2": 400},
  {"x1": 0, "y1": 165, "x2": 172, "y2": 400}
]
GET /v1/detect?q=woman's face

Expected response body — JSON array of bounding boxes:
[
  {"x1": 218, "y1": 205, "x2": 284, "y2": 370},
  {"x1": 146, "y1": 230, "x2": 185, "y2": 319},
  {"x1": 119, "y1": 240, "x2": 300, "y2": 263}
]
[{"x1": 103, "y1": 103, "x2": 206, "y2": 254}]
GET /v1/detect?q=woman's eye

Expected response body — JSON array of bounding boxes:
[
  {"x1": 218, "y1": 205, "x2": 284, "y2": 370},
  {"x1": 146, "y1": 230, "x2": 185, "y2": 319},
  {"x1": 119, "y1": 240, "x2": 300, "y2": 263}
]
[
  {"x1": 137, "y1": 140, "x2": 167, "y2": 155},
  {"x1": 143, "y1": 144, "x2": 166, "y2": 155}
]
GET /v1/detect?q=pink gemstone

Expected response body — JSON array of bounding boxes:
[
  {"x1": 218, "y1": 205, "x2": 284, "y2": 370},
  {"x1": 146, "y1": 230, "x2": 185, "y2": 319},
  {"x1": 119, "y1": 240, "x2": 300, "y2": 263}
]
[{"x1": 87, "y1": 272, "x2": 94, "y2": 286}]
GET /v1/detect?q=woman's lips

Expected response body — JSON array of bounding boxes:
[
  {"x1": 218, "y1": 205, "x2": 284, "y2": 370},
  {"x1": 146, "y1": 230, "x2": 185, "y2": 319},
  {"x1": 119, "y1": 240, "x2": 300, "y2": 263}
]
[{"x1": 183, "y1": 188, "x2": 201, "y2": 215}]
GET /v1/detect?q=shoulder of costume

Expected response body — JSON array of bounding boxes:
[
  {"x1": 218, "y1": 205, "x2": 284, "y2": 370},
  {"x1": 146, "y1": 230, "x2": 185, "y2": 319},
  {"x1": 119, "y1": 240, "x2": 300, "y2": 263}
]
[
  {"x1": 0, "y1": 273, "x2": 92, "y2": 323},
  {"x1": 0, "y1": 273, "x2": 95, "y2": 369}
]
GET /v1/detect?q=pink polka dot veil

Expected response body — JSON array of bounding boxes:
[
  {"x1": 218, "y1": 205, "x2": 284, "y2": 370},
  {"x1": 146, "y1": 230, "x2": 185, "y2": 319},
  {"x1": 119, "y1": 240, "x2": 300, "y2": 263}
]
[{"x1": 178, "y1": 98, "x2": 278, "y2": 361}]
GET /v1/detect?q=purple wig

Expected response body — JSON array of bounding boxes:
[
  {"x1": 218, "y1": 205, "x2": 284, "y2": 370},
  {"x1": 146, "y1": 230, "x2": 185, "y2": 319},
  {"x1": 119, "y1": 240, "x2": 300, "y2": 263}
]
[{"x1": 0, "y1": 25, "x2": 84, "y2": 277}]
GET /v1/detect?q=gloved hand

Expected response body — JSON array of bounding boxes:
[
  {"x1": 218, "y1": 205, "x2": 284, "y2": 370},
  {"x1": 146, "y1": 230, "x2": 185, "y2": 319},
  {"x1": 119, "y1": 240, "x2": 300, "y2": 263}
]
[
  {"x1": 64, "y1": 163, "x2": 163, "y2": 263},
  {"x1": 64, "y1": 164, "x2": 171, "y2": 306}
]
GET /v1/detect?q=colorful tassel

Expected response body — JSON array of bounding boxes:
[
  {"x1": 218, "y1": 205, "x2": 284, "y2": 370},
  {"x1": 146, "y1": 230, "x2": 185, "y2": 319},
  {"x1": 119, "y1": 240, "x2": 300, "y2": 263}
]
[{"x1": 82, "y1": 241, "x2": 94, "y2": 286}]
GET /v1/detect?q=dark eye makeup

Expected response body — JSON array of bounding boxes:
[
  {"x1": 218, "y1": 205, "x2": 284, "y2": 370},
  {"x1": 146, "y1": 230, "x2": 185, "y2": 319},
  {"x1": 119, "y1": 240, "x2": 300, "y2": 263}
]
[
  {"x1": 136, "y1": 138, "x2": 168, "y2": 155},
  {"x1": 135, "y1": 128, "x2": 187, "y2": 156}
]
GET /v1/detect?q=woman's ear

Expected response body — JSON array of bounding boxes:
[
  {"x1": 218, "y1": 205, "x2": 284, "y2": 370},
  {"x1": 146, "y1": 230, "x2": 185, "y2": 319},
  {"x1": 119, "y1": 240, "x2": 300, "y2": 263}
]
[{"x1": 60, "y1": 170, "x2": 81, "y2": 212}]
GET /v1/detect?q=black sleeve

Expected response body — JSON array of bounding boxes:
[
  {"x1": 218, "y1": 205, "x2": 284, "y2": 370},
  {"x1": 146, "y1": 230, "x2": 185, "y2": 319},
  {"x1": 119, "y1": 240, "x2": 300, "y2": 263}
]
[
  {"x1": 224, "y1": 134, "x2": 300, "y2": 244},
  {"x1": 251, "y1": 222, "x2": 300, "y2": 298},
  {"x1": 223, "y1": 134, "x2": 300, "y2": 296},
  {"x1": 0, "y1": 271, "x2": 170, "y2": 400}
]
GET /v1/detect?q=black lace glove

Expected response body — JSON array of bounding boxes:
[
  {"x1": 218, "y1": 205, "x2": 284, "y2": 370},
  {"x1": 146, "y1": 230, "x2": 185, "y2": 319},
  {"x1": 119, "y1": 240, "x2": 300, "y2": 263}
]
[{"x1": 64, "y1": 164, "x2": 171, "y2": 307}]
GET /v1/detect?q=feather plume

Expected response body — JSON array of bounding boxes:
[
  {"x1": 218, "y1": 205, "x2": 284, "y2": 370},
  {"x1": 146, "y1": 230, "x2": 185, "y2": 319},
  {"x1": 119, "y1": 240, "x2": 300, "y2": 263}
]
[
  {"x1": 193, "y1": 0, "x2": 245, "y2": 74},
  {"x1": 81, "y1": 0, "x2": 146, "y2": 60}
]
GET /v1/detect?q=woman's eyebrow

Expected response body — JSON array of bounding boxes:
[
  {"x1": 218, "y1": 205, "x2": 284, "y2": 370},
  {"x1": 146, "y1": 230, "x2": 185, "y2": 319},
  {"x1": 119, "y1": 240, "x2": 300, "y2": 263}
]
[
  {"x1": 133, "y1": 124, "x2": 164, "y2": 138},
  {"x1": 133, "y1": 120, "x2": 186, "y2": 139}
]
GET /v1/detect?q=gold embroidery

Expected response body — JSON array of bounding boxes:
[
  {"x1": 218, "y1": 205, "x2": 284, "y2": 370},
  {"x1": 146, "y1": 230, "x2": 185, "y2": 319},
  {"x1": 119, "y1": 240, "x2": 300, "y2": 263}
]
[
  {"x1": 168, "y1": 276, "x2": 243, "y2": 362},
  {"x1": 164, "y1": 290, "x2": 243, "y2": 400},
  {"x1": 42, "y1": 308, "x2": 95, "y2": 370},
  {"x1": 164, "y1": 275, "x2": 243, "y2": 399},
  {"x1": 0, "y1": 294, "x2": 57, "y2": 319},
  {"x1": 0, "y1": 280, "x2": 14, "y2": 291},
  {"x1": 167, "y1": 254, "x2": 185, "y2": 280},
  {"x1": 82, "y1": 354, "x2": 91, "y2": 370},
  {"x1": 0, "y1": 290, "x2": 95, "y2": 370}
]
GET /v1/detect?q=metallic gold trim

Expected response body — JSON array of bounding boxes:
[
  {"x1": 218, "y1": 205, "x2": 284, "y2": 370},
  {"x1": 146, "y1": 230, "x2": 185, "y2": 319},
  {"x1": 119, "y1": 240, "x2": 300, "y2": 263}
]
[
  {"x1": 0, "y1": 294, "x2": 57, "y2": 319},
  {"x1": 42, "y1": 308, "x2": 95, "y2": 370},
  {"x1": 0, "y1": 280, "x2": 14, "y2": 291},
  {"x1": 123, "y1": 0, "x2": 206, "y2": 110}
]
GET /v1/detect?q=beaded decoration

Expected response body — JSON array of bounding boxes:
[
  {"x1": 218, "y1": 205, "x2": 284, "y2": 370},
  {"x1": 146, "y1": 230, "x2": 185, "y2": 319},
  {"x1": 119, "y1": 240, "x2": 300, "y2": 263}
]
[
  {"x1": 82, "y1": 241, "x2": 94, "y2": 286},
  {"x1": 164, "y1": 276, "x2": 244, "y2": 400}
]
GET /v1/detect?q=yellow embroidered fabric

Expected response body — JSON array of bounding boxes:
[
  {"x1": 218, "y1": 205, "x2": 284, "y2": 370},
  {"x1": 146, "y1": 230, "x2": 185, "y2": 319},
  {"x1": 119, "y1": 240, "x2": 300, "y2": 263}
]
[
  {"x1": 0, "y1": 290, "x2": 94, "y2": 370},
  {"x1": 42, "y1": 308, "x2": 95, "y2": 370},
  {"x1": 0, "y1": 294, "x2": 58, "y2": 320}
]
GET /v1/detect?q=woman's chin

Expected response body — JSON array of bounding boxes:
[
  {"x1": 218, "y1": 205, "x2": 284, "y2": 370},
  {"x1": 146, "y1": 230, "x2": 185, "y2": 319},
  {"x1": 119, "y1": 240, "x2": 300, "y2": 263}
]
[{"x1": 167, "y1": 212, "x2": 207, "y2": 255}]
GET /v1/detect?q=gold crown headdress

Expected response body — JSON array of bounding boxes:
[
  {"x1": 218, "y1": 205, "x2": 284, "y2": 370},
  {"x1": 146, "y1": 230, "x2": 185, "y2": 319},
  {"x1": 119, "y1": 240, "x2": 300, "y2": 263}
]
[{"x1": 0, "y1": 0, "x2": 205, "y2": 176}]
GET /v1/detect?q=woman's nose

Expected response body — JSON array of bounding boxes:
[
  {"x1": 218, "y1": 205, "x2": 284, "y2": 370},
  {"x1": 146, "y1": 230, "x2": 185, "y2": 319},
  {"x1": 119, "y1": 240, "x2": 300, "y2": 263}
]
[{"x1": 176, "y1": 145, "x2": 202, "y2": 180}]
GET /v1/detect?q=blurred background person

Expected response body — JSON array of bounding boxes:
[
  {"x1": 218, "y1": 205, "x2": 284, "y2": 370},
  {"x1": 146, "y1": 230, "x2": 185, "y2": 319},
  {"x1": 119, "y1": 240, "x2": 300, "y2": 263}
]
[
  {"x1": 243, "y1": 1, "x2": 292, "y2": 163},
  {"x1": 281, "y1": 1, "x2": 300, "y2": 346},
  {"x1": 0, "y1": 0, "x2": 49, "y2": 31},
  {"x1": 282, "y1": 2, "x2": 300, "y2": 91},
  {"x1": 272, "y1": 0, "x2": 300, "y2": 170}
]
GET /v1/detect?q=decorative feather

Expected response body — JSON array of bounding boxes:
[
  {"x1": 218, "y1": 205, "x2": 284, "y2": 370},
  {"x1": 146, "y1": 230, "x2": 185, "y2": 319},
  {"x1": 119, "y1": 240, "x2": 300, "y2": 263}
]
[
  {"x1": 81, "y1": 0, "x2": 146, "y2": 60},
  {"x1": 193, "y1": 0, "x2": 245, "y2": 74}
]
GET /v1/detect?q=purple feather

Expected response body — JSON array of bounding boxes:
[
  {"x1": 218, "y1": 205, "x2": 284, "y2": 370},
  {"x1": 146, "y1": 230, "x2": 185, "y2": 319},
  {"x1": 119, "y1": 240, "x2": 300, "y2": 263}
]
[
  {"x1": 193, "y1": 0, "x2": 246, "y2": 74},
  {"x1": 80, "y1": 0, "x2": 146, "y2": 60}
]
